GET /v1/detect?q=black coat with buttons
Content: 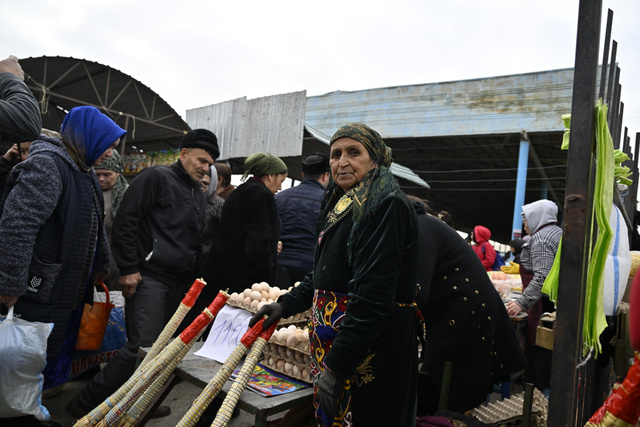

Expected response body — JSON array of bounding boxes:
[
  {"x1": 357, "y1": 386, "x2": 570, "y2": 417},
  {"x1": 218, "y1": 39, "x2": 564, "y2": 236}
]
[{"x1": 413, "y1": 206, "x2": 526, "y2": 414}]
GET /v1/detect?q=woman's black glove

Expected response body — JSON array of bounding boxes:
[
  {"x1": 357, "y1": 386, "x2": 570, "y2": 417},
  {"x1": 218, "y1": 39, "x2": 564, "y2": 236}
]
[
  {"x1": 316, "y1": 367, "x2": 345, "y2": 418},
  {"x1": 249, "y1": 301, "x2": 287, "y2": 330}
]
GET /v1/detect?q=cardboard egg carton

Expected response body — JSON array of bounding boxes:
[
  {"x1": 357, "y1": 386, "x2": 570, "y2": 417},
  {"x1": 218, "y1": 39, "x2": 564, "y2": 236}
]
[
  {"x1": 269, "y1": 325, "x2": 311, "y2": 353},
  {"x1": 225, "y1": 300, "x2": 309, "y2": 325},
  {"x1": 469, "y1": 388, "x2": 547, "y2": 427},
  {"x1": 262, "y1": 349, "x2": 312, "y2": 383}
]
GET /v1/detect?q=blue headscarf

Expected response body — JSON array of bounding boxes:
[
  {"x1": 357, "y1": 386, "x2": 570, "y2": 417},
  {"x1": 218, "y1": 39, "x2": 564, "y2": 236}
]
[{"x1": 60, "y1": 106, "x2": 126, "y2": 171}]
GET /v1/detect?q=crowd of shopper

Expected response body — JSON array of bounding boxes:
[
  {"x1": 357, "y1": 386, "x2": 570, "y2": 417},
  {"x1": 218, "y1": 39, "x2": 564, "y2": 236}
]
[{"x1": 4, "y1": 53, "x2": 637, "y2": 427}]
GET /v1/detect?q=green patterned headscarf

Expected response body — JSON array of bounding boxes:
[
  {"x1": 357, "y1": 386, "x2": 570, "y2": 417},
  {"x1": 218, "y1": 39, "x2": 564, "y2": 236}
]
[
  {"x1": 317, "y1": 123, "x2": 398, "y2": 263},
  {"x1": 242, "y1": 152, "x2": 288, "y2": 180},
  {"x1": 94, "y1": 150, "x2": 128, "y2": 220}
]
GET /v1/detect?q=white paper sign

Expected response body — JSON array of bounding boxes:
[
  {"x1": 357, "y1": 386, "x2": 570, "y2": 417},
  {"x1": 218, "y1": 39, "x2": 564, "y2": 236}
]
[{"x1": 194, "y1": 305, "x2": 252, "y2": 363}]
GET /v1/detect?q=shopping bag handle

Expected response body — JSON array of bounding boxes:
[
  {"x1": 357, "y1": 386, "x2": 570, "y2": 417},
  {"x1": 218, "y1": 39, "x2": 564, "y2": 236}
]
[{"x1": 95, "y1": 280, "x2": 110, "y2": 306}]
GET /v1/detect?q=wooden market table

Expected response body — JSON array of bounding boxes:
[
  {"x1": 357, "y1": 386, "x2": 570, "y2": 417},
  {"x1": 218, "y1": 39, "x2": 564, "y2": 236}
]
[{"x1": 136, "y1": 342, "x2": 314, "y2": 426}]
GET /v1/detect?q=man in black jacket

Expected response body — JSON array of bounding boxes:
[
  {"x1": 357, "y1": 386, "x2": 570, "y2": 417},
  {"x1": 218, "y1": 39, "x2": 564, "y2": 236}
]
[
  {"x1": 273, "y1": 153, "x2": 329, "y2": 287},
  {"x1": 0, "y1": 55, "x2": 41, "y2": 144},
  {"x1": 67, "y1": 129, "x2": 219, "y2": 419}
]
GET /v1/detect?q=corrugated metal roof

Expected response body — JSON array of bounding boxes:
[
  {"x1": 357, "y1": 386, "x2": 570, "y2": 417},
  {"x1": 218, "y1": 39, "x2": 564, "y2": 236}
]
[{"x1": 305, "y1": 68, "x2": 575, "y2": 138}]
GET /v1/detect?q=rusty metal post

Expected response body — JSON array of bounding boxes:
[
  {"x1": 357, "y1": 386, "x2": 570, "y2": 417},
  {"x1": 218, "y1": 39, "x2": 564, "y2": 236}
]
[{"x1": 547, "y1": 0, "x2": 602, "y2": 425}]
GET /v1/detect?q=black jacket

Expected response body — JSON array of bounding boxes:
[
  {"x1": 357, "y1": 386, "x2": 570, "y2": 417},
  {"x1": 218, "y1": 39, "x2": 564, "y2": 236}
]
[
  {"x1": 112, "y1": 161, "x2": 205, "y2": 285},
  {"x1": 202, "y1": 178, "x2": 281, "y2": 295},
  {"x1": 0, "y1": 72, "x2": 41, "y2": 143},
  {"x1": 412, "y1": 202, "x2": 525, "y2": 414},
  {"x1": 275, "y1": 178, "x2": 325, "y2": 271}
]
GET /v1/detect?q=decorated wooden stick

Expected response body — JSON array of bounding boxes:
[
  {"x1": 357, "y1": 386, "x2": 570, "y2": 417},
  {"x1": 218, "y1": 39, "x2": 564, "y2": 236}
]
[
  {"x1": 73, "y1": 285, "x2": 226, "y2": 427},
  {"x1": 175, "y1": 319, "x2": 273, "y2": 427},
  {"x1": 211, "y1": 322, "x2": 278, "y2": 427},
  {"x1": 141, "y1": 278, "x2": 207, "y2": 368},
  {"x1": 112, "y1": 322, "x2": 215, "y2": 426},
  {"x1": 97, "y1": 291, "x2": 229, "y2": 427}
]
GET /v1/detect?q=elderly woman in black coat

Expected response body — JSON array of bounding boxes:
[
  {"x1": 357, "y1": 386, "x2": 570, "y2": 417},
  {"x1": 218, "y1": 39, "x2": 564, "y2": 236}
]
[{"x1": 252, "y1": 123, "x2": 420, "y2": 426}]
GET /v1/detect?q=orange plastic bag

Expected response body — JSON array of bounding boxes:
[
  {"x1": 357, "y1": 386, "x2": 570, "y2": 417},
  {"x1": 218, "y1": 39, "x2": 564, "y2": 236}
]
[{"x1": 75, "y1": 281, "x2": 114, "y2": 350}]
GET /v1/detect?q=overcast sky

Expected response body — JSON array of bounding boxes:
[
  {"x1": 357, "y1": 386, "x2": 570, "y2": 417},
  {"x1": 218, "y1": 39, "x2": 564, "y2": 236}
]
[{"x1": 5, "y1": 0, "x2": 640, "y2": 144}]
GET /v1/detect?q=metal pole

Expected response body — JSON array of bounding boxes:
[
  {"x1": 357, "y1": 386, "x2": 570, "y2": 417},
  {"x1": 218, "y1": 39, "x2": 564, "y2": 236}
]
[
  {"x1": 511, "y1": 134, "x2": 530, "y2": 239},
  {"x1": 598, "y1": 9, "x2": 613, "y2": 101},
  {"x1": 438, "y1": 361, "x2": 453, "y2": 412},
  {"x1": 548, "y1": 0, "x2": 602, "y2": 425}
]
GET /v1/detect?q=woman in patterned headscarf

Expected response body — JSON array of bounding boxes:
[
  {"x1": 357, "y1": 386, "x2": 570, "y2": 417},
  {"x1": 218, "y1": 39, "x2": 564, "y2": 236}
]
[
  {"x1": 94, "y1": 150, "x2": 129, "y2": 291},
  {"x1": 252, "y1": 123, "x2": 420, "y2": 426}
]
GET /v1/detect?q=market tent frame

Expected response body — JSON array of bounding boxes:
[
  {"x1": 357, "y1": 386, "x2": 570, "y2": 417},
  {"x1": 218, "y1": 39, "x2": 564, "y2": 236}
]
[{"x1": 18, "y1": 56, "x2": 191, "y2": 153}]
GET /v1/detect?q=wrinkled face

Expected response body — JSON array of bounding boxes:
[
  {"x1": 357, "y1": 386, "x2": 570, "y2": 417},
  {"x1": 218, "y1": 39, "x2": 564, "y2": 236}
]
[
  {"x1": 181, "y1": 148, "x2": 214, "y2": 183},
  {"x1": 96, "y1": 169, "x2": 119, "y2": 191},
  {"x1": 93, "y1": 139, "x2": 120, "y2": 166},
  {"x1": 201, "y1": 174, "x2": 211, "y2": 192},
  {"x1": 17, "y1": 141, "x2": 31, "y2": 161},
  {"x1": 263, "y1": 172, "x2": 288, "y2": 195},
  {"x1": 330, "y1": 138, "x2": 377, "y2": 192}
]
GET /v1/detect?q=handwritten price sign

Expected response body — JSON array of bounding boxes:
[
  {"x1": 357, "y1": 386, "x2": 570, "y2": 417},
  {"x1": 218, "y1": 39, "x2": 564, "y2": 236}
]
[{"x1": 195, "y1": 305, "x2": 252, "y2": 363}]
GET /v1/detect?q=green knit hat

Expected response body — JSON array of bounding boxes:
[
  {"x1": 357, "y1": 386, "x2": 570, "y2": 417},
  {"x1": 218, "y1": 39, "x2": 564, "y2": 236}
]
[{"x1": 242, "y1": 152, "x2": 287, "y2": 179}]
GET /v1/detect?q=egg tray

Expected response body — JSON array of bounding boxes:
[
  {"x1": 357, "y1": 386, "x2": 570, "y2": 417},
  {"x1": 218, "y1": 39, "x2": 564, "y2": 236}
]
[
  {"x1": 264, "y1": 341, "x2": 310, "y2": 362},
  {"x1": 469, "y1": 388, "x2": 547, "y2": 426},
  {"x1": 262, "y1": 350, "x2": 312, "y2": 384},
  {"x1": 225, "y1": 300, "x2": 310, "y2": 326},
  {"x1": 268, "y1": 334, "x2": 311, "y2": 354}
]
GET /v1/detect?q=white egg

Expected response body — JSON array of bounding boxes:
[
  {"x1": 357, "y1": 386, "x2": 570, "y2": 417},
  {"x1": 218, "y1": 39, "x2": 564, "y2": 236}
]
[
  {"x1": 243, "y1": 289, "x2": 252, "y2": 298},
  {"x1": 260, "y1": 282, "x2": 270, "y2": 292},
  {"x1": 251, "y1": 283, "x2": 262, "y2": 292},
  {"x1": 284, "y1": 362, "x2": 293, "y2": 373},
  {"x1": 250, "y1": 291, "x2": 262, "y2": 301}
]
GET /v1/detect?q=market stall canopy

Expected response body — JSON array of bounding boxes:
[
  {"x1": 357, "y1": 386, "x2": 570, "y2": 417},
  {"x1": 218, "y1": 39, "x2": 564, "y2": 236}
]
[{"x1": 18, "y1": 56, "x2": 190, "y2": 152}]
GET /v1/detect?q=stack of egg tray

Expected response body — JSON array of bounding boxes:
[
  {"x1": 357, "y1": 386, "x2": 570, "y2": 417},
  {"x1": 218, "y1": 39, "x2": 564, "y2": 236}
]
[
  {"x1": 262, "y1": 339, "x2": 312, "y2": 383},
  {"x1": 469, "y1": 388, "x2": 548, "y2": 427}
]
